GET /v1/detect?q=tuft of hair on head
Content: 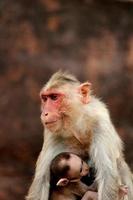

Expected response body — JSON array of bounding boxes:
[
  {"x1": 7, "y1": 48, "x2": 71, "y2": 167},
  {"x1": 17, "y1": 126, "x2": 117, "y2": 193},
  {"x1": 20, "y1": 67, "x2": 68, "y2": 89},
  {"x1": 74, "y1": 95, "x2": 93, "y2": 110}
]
[
  {"x1": 45, "y1": 70, "x2": 80, "y2": 89},
  {"x1": 50, "y1": 152, "x2": 71, "y2": 186}
]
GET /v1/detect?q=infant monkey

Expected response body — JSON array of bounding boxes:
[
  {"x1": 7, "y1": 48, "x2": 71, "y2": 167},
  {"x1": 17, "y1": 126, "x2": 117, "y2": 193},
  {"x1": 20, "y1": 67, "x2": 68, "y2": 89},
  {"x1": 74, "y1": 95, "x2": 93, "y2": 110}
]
[{"x1": 50, "y1": 152, "x2": 128, "y2": 200}]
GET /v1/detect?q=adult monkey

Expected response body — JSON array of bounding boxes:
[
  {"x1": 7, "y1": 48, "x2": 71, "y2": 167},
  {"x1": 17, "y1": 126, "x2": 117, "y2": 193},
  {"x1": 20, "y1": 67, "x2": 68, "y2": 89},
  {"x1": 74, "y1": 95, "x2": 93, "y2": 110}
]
[{"x1": 26, "y1": 71, "x2": 133, "y2": 200}]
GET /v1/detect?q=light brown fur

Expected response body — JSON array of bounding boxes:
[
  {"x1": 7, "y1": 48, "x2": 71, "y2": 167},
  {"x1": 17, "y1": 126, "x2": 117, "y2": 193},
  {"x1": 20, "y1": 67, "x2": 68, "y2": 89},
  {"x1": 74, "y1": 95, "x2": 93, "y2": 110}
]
[
  {"x1": 26, "y1": 71, "x2": 133, "y2": 200},
  {"x1": 50, "y1": 181, "x2": 91, "y2": 200}
]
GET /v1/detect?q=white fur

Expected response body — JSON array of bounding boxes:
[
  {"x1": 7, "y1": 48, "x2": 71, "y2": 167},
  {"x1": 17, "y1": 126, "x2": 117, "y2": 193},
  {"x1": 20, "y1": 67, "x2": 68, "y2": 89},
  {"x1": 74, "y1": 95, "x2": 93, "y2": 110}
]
[{"x1": 26, "y1": 90, "x2": 133, "y2": 200}]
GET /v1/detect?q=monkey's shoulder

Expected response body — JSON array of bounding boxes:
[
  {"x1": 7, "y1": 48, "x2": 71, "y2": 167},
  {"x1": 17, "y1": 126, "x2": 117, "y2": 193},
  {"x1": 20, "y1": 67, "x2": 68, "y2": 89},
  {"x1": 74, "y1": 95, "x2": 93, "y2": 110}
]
[{"x1": 88, "y1": 97, "x2": 110, "y2": 119}]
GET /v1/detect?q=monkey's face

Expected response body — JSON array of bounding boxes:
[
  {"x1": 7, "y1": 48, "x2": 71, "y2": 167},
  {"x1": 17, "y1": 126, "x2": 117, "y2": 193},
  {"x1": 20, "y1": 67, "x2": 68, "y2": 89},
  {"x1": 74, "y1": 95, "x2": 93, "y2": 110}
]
[
  {"x1": 40, "y1": 82, "x2": 91, "y2": 133},
  {"x1": 40, "y1": 88, "x2": 67, "y2": 132},
  {"x1": 67, "y1": 154, "x2": 89, "y2": 180}
]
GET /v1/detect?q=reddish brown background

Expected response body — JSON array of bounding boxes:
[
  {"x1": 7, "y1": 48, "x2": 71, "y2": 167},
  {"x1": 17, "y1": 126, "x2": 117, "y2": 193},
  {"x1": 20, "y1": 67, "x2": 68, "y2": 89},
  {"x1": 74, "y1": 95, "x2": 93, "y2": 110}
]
[{"x1": 0, "y1": 0, "x2": 133, "y2": 199}]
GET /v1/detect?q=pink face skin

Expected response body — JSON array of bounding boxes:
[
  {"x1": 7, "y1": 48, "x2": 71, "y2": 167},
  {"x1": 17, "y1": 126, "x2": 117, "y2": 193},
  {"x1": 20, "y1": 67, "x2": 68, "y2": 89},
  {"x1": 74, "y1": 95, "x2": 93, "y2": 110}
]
[
  {"x1": 66, "y1": 154, "x2": 89, "y2": 181},
  {"x1": 40, "y1": 89, "x2": 65, "y2": 130},
  {"x1": 40, "y1": 83, "x2": 91, "y2": 131}
]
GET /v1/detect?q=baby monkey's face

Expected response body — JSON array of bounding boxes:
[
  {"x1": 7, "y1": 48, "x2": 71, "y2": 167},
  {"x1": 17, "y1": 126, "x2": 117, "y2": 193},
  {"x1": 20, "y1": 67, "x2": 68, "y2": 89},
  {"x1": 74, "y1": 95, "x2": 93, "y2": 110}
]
[{"x1": 67, "y1": 154, "x2": 89, "y2": 180}]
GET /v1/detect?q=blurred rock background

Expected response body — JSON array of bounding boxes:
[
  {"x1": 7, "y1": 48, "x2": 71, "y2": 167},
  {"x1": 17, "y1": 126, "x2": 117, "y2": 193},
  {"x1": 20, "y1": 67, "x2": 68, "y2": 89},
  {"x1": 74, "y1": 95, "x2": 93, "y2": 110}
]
[{"x1": 0, "y1": 0, "x2": 133, "y2": 199}]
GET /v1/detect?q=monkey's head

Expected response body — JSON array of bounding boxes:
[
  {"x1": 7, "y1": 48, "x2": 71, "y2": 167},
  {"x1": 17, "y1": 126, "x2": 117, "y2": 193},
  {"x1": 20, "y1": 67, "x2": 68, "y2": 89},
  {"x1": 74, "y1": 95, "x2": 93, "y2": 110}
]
[
  {"x1": 50, "y1": 152, "x2": 89, "y2": 187},
  {"x1": 40, "y1": 71, "x2": 91, "y2": 132}
]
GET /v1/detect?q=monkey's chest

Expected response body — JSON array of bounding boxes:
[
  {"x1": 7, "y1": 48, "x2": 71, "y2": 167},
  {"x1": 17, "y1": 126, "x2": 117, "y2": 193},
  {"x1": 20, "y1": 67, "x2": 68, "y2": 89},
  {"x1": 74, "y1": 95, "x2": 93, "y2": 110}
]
[{"x1": 63, "y1": 135, "x2": 91, "y2": 160}]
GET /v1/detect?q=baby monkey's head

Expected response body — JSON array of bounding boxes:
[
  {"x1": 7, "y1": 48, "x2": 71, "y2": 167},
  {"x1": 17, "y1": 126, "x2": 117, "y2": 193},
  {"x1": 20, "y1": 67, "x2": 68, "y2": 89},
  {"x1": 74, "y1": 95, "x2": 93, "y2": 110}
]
[{"x1": 50, "y1": 152, "x2": 89, "y2": 187}]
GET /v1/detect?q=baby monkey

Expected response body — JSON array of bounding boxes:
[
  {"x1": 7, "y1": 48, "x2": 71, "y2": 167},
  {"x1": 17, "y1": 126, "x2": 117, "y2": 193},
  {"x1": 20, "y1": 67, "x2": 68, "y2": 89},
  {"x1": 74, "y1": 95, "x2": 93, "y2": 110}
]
[{"x1": 50, "y1": 152, "x2": 128, "y2": 200}]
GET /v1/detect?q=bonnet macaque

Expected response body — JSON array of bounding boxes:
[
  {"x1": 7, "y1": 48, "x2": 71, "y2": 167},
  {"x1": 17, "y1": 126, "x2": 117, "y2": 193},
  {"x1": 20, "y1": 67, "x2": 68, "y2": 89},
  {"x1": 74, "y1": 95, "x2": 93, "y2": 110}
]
[
  {"x1": 50, "y1": 152, "x2": 128, "y2": 200},
  {"x1": 27, "y1": 71, "x2": 133, "y2": 200},
  {"x1": 50, "y1": 152, "x2": 97, "y2": 200}
]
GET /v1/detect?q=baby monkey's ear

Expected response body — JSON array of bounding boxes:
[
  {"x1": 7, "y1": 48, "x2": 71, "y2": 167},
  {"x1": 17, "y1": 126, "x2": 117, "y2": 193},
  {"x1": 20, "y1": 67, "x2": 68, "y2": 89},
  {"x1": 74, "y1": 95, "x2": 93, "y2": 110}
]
[{"x1": 56, "y1": 178, "x2": 69, "y2": 186}]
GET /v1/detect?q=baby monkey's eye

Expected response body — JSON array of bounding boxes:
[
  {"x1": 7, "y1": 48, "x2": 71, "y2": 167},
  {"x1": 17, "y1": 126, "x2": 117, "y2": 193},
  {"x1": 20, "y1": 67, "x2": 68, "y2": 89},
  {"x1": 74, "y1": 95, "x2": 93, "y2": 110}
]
[{"x1": 49, "y1": 94, "x2": 58, "y2": 101}]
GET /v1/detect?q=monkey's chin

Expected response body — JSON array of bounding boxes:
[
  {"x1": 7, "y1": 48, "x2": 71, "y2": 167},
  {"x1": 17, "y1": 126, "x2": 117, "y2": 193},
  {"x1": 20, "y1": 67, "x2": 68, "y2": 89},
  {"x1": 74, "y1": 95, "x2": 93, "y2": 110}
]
[{"x1": 45, "y1": 121, "x2": 62, "y2": 133}]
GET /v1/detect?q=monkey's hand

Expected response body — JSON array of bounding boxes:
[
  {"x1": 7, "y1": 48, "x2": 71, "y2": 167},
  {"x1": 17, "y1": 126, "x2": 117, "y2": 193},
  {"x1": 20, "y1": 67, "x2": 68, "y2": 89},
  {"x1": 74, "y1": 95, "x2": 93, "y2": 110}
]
[
  {"x1": 90, "y1": 119, "x2": 123, "y2": 200},
  {"x1": 119, "y1": 185, "x2": 128, "y2": 199}
]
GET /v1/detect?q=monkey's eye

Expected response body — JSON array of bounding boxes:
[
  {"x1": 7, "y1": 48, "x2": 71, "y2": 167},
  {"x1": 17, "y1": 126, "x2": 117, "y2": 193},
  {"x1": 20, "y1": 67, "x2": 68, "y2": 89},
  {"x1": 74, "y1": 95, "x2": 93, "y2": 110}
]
[
  {"x1": 49, "y1": 94, "x2": 58, "y2": 101},
  {"x1": 41, "y1": 95, "x2": 47, "y2": 102}
]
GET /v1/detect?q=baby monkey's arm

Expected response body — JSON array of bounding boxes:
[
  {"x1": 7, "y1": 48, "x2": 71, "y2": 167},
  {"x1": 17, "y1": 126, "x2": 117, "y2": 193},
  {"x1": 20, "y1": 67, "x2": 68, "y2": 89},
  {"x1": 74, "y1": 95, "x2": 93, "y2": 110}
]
[
  {"x1": 81, "y1": 191, "x2": 98, "y2": 200},
  {"x1": 80, "y1": 184, "x2": 128, "y2": 200},
  {"x1": 80, "y1": 181, "x2": 98, "y2": 200}
]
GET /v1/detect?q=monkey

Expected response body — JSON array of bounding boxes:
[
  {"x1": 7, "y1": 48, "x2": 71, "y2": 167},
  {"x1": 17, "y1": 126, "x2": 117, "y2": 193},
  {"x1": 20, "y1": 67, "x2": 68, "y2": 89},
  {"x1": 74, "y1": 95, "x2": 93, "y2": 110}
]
[
  {"x1": 26, "y1": 71, "x2": 133, "y2": 200},
  {"x1": 50, "y1": 152, "x2": 128, "y2": 200},
  {"x1": 49, "y1": 181, "x2": 92, "y2": 200},
  {"x1": 50, "y1": 152, "x2": 98, "y2": 200}
]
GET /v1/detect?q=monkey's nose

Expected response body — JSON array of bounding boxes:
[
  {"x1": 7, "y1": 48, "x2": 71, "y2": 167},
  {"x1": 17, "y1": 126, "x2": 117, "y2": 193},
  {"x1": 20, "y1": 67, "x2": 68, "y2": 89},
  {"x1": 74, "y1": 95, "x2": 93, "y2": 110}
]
[{"x1": 45, "y1": 113, "x2": 48, "y2": 116}]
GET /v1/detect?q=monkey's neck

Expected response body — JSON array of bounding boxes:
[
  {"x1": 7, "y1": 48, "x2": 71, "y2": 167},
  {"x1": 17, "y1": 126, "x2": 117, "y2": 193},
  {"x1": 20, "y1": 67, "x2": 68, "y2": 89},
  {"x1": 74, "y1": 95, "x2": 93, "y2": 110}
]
[{"x1": 57, "y1": 127, "x2": 93, "y2": 155}]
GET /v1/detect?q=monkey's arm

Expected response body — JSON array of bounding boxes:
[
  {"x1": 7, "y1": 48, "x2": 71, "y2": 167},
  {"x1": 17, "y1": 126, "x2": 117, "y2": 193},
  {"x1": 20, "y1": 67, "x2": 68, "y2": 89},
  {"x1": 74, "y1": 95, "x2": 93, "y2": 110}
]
[
  {"x1": 90, "y1": 117, "x2": 123, "y2": 200},
  {"x1": 81, "y1": 191, "x2": 98, "y2": 200},
  {"x1": 26, "y1": 133, "x2": 65, "y2": 200},
  {"x1": 68, "y1": 181, "x2": 90, "y2": 197},
  {"x1": 117, "y1": 158, "x2": 133, "y2": 199},
  {"x1": 69, "y1": 182, "x2": 98, "y2": 200}
]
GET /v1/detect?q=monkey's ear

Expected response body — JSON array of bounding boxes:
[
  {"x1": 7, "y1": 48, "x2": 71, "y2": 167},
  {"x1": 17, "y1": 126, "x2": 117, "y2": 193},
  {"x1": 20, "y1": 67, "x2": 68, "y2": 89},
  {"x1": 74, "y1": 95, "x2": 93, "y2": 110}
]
[
  {"x1": 56, "y1": 178, "x2": 69, "y2": 187},
  {"x1": 78, "y1": 82, "x2": 91, "y2": 104}
]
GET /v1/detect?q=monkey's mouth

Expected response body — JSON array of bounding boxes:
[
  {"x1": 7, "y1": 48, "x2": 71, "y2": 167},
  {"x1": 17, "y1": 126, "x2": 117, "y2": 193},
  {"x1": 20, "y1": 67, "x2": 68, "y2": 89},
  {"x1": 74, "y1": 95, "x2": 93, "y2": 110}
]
[{"x1": 45, "y1": 121, "x2": 57, "y2": 126}]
